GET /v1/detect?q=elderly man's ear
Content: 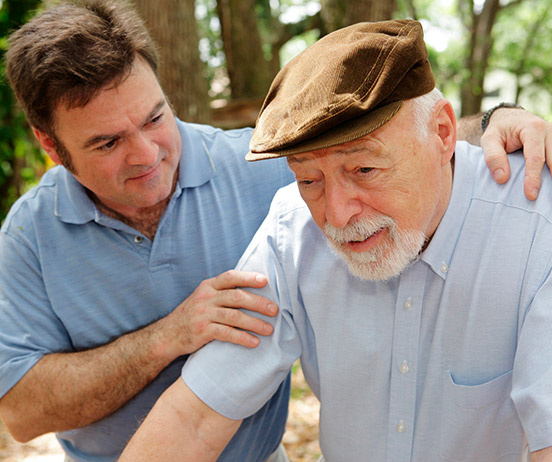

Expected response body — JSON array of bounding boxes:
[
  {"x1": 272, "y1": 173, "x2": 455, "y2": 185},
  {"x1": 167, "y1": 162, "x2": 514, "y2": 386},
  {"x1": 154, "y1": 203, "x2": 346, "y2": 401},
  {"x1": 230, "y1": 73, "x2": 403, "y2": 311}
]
[{"x1": 432, "y1": 99, "x2": 457, "y2": 165}]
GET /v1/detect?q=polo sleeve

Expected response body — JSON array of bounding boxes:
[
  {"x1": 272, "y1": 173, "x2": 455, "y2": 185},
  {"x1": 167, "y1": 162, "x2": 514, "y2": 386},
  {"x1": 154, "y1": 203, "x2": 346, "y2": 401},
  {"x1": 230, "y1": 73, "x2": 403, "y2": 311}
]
[
  {"x1": 0, "y1": 231, "x2": 72, "y2": 398},
  {"x1": 181, "y1": 200, "x2": 301, "y2": 420},
  {"x1": 511, "y1": 268, "x2": 552, "y2": 452}
]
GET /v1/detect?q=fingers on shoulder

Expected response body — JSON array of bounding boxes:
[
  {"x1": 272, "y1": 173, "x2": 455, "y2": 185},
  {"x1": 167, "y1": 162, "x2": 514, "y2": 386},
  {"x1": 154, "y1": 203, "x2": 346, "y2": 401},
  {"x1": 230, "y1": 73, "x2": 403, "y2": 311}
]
[
  {"x1": 210, "y1": 323, "x2": 261, "y2": 348},
  {"x1": 213, "y1": 270, "x2": 267, "y2": 290}
]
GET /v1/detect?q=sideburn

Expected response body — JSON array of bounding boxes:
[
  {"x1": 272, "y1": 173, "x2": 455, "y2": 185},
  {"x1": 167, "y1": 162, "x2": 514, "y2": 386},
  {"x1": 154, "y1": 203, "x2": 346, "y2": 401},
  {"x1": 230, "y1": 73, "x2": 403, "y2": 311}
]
[{"x1": 52, "y1": 136, "x2": 78, "y2": 174}]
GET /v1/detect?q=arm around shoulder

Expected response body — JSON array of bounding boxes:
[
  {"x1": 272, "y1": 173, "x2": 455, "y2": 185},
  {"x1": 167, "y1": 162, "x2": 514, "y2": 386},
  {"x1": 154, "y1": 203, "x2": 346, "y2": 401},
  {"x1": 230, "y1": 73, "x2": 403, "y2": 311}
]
[
  {"x1": 120, "y1": 378, "x2": 242, "y2": 462},
  {"x1": 456, "y1": 112, "x2": 484, "y2": 146}
]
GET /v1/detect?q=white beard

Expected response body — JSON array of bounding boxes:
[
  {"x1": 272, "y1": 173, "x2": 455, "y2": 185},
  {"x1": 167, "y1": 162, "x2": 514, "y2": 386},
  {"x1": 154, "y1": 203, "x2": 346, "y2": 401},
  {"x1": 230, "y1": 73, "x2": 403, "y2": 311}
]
[{"x1": 324, "y1": 215, "x2": 426, "y2": 281}]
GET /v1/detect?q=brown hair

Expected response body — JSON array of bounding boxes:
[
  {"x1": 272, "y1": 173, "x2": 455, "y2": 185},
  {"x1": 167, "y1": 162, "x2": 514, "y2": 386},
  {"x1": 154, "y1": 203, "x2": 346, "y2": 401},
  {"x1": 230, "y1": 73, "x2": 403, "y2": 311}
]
[{"x1": 5, "y1": 0, "x2": 159, "y2": 169}]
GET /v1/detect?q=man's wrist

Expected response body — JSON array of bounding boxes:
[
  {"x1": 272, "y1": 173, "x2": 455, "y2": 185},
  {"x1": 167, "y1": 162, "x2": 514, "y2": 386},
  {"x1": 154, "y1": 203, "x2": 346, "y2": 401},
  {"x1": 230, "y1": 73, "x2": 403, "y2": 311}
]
[{"x1": 481, "y1": 102, "x2": 524, "y2": 132}]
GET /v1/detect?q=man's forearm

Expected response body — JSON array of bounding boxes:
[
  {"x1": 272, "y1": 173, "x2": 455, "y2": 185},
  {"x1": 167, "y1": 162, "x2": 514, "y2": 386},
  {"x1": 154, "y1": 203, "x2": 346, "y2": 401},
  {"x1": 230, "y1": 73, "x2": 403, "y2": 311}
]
[
  {"x1": 533, "y1": 447, "x2": 552, "y2": 461},
  {"x1": 0, "y1": 270, "x2": 280, "y2": 442},
  {"x1": 120, "y1": 379, "x2": 241, "y2": 462},
  {"x1": 456, "y1": 113, "x2": 484, "y2": 145},
  {"x1": 0, "y1": 320, "x2": 175, "y2": 442}
]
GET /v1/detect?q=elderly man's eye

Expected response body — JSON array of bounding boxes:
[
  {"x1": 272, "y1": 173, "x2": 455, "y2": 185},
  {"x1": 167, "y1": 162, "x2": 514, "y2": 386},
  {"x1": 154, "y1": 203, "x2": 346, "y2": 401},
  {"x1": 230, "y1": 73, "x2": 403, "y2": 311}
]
[
  {"x1": 150, "y1": 113, "x2": 164, "y2": 124},
  {"x1": 358, "y1": 167, "x2": 374, "y2": 174}
]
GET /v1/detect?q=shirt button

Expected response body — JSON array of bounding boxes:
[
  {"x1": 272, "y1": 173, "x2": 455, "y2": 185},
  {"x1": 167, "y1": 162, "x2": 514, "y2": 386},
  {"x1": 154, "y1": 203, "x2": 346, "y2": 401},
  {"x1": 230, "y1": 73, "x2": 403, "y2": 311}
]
[
  {"x1": 403, "y1": 297, "x2": 413, "y2": 310},
  {"x1": 396, "y1": 420, "x2": 406, "y2": 433},
  {"x1": 399, "y1": 360, "x2": 410, "y2": 374},
  {"x1": 441, "y1": 261, "x2": 449, "y2": 273},
  {"x1": 134, "y1": 236, "x2": 144, "y2": 243}
]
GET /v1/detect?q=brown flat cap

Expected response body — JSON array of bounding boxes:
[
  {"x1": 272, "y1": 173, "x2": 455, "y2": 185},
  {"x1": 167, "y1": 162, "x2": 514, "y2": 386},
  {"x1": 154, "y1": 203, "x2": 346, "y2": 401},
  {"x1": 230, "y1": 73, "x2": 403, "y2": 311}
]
[{"x1": 246, "y1": 19, "x2": 435, "y2": 161}]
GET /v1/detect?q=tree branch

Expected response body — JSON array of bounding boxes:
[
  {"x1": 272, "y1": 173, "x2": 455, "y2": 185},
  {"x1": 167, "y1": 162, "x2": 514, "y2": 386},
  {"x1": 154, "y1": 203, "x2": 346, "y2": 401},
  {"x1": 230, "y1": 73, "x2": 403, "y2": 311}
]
[
  {"x1": 271, "y1": 11, "x2": 323, "y2": 50},
  {"x1": 501, "y1": 0, "x2": 525, "y2": 12},
  {"x1": 403, "y1": 0, "x2": 418, "y2": 20}
]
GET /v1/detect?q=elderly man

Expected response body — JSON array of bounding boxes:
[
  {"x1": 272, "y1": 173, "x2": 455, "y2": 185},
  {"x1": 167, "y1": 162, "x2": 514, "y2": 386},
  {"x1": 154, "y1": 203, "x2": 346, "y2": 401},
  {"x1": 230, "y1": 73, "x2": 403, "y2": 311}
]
[{"x1": 121, "y1": 20, "x2": 552, "y2": 461}]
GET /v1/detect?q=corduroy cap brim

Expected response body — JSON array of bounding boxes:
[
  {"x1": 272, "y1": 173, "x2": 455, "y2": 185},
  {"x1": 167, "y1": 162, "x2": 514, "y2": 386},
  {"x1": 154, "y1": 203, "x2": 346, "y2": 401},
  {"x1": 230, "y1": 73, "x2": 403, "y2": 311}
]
[{"x1": 246, "y1": 19, "x2": 435, "y2": 161}]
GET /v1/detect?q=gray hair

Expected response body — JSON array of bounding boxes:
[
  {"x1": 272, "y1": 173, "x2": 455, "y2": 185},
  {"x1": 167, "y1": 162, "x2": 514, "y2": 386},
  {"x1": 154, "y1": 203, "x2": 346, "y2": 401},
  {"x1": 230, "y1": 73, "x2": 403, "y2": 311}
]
[{"x1": 410, "y1": 88, "x2": 445, "y2": 140}]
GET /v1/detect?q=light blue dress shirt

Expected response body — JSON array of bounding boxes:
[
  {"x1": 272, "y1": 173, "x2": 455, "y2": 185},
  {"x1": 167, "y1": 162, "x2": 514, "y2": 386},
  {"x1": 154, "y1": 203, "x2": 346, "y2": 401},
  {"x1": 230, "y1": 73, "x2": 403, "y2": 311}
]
[
  {"x1": 0, "y1": 119, "x2": 295, "y2": 461},
  {"x1": 183, "y1": 141, "x2": 552, "y2": 461}
]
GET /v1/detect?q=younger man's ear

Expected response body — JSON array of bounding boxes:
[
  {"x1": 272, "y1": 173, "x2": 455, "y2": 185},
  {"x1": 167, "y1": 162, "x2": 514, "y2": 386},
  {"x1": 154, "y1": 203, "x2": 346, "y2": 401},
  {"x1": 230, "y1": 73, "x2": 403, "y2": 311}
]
[{"x1": 32, "y1": 128, "x2": 62, "y2": 165}]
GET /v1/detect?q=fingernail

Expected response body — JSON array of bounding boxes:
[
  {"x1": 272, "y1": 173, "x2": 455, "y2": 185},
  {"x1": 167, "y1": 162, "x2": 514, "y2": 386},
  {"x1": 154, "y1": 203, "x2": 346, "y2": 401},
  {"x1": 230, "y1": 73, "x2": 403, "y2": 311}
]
[
  {"x1": 255, "y1": 274, "x2": 266, "y2": 283},
  {"x1": 264, "y1": 323, "x2": 273, "y2": 334},
  {"x1": 532, "y1": 188, "x2": 539, "y2": 199},
  {"x1": 493, "y1": 168, "x2": 504, "y2": 181},
  {"x1": 268, "y1": 303, "x2": 278, "y2": 315}
]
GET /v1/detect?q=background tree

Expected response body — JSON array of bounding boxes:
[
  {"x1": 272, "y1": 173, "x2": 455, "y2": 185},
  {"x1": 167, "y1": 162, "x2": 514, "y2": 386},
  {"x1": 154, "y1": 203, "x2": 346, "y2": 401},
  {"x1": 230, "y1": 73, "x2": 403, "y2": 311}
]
[
  {"x1": 320, "y1": 0, "x2": 396, "y2": 33},
  {"x1": 200, "y1": 0, "x2": 324, "y2": 127},
  {"x1": 491, "y1": 0, "x2": 552, "y2": 109},
  {"x1": 458, "y1": 0, "x2": 525, "y2": 116},
  {"x1": 255, "y1": 0, "x2": 323, "y2": 76},
  {"x1": 133, "y1": 0, "x2": 210, "y2": 122},
  {"x1": 216, "y1": 0, "x2": 273, "y2": 99}
]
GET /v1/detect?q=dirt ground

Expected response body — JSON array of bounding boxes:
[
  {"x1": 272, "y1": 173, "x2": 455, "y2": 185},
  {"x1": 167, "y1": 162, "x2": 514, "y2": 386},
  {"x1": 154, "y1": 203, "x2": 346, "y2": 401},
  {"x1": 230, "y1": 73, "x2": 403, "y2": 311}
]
[
  {"x1": 0, "y1": 364, "x2": 320, "y2": 461},
  {"x1": 0, "y1": 427, "x2": 64, "y2": 462},
  {"x1": 281, "y1": 364, "x2": 321, "y2": 462}
]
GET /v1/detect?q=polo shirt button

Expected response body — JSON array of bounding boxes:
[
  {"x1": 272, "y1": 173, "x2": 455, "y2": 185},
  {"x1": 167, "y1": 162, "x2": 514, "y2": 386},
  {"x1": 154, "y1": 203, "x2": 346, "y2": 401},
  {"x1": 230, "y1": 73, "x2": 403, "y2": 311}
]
[
  {"x1": 396, "y1": 420, "x2": 406, "y2": 433},
  {"x1": 134, "y1": 236, "x2": 144, "y2": 243},
  {"x1": 404, "y1": 297, "x2": 413, "y2": 310},
  {"x1": 399, "y1": 360, "x2": 410, "y2": 374},
  {"x1": 441, "y1": 261, "x2": 449, "y2": 273}
]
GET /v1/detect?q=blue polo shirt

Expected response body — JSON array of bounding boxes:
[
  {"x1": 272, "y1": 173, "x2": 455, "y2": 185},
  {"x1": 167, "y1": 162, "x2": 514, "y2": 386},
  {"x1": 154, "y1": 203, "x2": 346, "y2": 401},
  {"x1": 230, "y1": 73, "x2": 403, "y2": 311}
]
[
  {"x1": 0, "y1": 119, "x2": 294, "y2": 461},
  {"x1": 183, "y1": 141, "x2": 552, "y2": 461}
]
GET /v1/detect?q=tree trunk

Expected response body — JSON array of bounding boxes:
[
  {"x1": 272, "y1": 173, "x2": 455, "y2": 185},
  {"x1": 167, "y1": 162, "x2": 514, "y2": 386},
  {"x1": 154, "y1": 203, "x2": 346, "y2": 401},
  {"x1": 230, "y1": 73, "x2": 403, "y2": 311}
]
[
  {"x1": 216, "y1": 0, "x2": 273, "y2": 99},
  {"x1": 320, "y1": 0, "x2": 397, "y2": 34},
  {"x1": 133, "y1": 0, "x2": 210, "y2": 123},
  {"x1": 460, "y1": 0, "x2": 502, "y2": 116}
]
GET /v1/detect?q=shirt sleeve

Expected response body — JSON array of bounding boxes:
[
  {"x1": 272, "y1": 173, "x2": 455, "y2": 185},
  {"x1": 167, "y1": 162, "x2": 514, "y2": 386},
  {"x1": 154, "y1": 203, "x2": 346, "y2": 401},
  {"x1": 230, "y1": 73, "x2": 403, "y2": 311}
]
[
  {"x1": 0, "y1": 230, "x2": 72, "y2": 398},
  {"x1": 181, "y1": 197, "x2": 302, "y2": 420},
  {"x1": 511, "y1": 266, "x2": 552, "y2": 452}
]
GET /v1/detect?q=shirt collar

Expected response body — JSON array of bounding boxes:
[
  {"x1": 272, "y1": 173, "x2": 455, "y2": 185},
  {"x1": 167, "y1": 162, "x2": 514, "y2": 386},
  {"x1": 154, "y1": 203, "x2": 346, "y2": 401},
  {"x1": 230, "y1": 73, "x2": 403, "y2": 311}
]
[
  {"x1": 54, "y1": 168, "x2": 96, "y2": 225},
  {"x1": 175, "y1": 118, "x2": 216, "y2": 189},
  {"x1": 53, "y1": 118, "x2": 216, "y2": 225},
  {"x1": 421, "y1": 141, "x2": 476, "y2": 279}
]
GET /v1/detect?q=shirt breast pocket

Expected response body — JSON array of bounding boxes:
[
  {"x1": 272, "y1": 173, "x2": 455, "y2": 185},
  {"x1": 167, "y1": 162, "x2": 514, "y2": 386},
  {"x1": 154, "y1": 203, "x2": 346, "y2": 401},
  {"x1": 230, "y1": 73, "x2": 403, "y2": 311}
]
[{"x1": 439, "y1": 369, "x2": 526, "y2": 461}]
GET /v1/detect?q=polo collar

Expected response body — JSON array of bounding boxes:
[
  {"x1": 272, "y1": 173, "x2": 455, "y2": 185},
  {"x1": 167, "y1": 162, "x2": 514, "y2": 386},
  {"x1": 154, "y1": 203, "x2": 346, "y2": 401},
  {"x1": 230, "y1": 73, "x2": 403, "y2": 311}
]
[
  {"x1": 54, "y1": 168, "x2": 96, "y2": 225},
  {"x1": 176, "y1": 119, "x2": 217, "y2": 189}
]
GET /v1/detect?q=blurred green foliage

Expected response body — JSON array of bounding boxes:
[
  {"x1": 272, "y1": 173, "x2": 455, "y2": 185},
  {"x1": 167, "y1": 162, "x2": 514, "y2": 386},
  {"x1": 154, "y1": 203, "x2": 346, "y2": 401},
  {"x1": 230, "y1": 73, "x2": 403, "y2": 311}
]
[{"x1": 0, "y1": 0, "x2": 43, "y2": 224}]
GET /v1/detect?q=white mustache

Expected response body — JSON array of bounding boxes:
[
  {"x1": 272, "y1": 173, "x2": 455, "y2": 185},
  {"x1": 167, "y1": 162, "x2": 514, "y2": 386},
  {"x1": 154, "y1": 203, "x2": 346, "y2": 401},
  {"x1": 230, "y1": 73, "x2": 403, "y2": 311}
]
[
  {"x1": 323, "y1": 214, "x2": 427, "y2": 281},
  {"x1": 324, "y1": 215, "x2": 395, "y2": 244}
]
